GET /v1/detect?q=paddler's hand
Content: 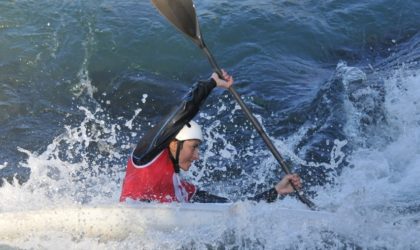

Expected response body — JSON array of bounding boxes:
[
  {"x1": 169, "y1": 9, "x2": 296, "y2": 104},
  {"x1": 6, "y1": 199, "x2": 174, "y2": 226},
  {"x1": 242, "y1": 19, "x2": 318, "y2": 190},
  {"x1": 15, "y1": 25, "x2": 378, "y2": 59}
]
[
  {"x1": 275, "y1": 174, "x2": 302, "y2": 195},
  {"x1": 211, "y1": 69, "x2": 233, "y2": 89}
]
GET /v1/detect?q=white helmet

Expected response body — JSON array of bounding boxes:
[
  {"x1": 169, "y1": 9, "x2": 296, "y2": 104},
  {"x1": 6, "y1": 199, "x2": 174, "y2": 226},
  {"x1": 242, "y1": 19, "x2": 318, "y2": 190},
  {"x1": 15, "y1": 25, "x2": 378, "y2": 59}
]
[{"x1": 175, "y1": 120, "x2": 203, "y2": 141}]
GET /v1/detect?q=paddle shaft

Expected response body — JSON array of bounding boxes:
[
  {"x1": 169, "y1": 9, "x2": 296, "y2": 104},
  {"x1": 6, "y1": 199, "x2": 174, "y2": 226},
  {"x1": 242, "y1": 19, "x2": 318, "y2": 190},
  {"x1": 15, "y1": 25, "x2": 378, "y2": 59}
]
[
  {"x1": 203, "y1": 44, "x2": 292, "y2": 174},
  {"x1": 203, "y1": 45, "x2": 316, "y2": 210}
]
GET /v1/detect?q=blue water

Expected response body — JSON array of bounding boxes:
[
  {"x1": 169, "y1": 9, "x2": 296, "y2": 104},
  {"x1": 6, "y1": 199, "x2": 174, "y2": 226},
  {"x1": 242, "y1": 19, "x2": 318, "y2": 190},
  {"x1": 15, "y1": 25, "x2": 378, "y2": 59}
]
[{"x1": 1, "y1": 0, "x2": 420, "y2": 249}]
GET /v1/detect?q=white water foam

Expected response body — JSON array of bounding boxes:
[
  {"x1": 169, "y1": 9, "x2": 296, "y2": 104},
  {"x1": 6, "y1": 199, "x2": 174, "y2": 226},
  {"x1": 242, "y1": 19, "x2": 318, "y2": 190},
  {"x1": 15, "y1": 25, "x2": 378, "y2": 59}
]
[{"x1": 314, "y1": 66, "x2": 420, "y2": 248}]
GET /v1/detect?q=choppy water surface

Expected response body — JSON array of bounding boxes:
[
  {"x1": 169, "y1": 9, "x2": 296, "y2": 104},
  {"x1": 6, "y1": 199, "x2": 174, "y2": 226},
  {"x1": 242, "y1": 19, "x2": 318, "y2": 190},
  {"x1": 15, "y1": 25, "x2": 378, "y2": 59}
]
[{"x1": 0, "y1": 0, "x2": 419, "y2": 249}]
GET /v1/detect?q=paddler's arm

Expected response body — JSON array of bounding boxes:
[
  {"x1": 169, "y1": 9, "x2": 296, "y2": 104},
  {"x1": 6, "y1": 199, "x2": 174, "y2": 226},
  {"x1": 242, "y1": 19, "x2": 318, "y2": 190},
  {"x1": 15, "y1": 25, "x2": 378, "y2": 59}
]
[
  {"x1": 190, "y1": 174, "x2": 301, "y2": 203},
  {"x1": 191, "y1": 190, "x2": 230, "y2": 203},
  {"x1": 132, "y1": 71, "x2": 233, "y2": 165},
  {"x1": 248, "y1": 174, "x2": 302, "y2": 203}
]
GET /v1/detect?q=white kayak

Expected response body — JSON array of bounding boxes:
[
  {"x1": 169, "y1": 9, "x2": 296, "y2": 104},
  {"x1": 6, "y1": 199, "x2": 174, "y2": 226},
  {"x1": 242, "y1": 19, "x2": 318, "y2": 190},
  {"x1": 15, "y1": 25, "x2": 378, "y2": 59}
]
[{"x1": 0, "y1": 202, "x2": 333, "y2": 241}]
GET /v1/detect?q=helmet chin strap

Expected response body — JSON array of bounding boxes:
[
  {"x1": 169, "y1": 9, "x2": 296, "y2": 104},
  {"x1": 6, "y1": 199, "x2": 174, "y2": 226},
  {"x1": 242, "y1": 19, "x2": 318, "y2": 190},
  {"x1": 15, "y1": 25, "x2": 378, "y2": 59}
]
[{"x1": 169, "y1": 140, "x2": 184, "y2": 173}]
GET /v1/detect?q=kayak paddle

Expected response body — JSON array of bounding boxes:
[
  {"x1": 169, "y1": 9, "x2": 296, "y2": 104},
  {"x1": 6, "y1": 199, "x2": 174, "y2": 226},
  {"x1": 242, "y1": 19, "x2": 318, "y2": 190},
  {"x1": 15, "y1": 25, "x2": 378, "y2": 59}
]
[{"x1": 151, "y1": 0, "x2": 316, "y2": 210}]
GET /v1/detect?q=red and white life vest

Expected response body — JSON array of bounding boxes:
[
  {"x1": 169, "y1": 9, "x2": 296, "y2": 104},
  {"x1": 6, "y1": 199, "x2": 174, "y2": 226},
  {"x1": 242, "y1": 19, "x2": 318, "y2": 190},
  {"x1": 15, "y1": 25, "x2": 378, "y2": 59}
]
[{"x1": 119, "y1": 149, "x2": 196, "y2": 203}]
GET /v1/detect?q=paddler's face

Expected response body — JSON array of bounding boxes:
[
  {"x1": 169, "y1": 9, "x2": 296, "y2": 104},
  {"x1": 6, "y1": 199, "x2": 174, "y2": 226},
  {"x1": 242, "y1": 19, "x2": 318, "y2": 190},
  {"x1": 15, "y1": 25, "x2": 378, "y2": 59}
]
[{"x1": 176, "y1": 139, "x2": 201, "y2": 171}]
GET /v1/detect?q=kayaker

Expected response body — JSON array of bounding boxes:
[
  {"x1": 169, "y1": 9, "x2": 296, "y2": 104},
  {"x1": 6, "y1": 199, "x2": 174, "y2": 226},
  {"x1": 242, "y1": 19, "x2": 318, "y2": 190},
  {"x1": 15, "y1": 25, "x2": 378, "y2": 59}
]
[{"x1": 120, "y1": 70, "x2": 302, "y2": 203}]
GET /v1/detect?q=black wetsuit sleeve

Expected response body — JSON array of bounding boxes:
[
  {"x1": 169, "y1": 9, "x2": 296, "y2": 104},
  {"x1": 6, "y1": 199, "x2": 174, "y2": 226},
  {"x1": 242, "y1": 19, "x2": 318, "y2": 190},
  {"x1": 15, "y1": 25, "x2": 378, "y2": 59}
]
[
  {"x1": 190, "y1": 188, "x2": 279, "y2": 203},
  {"x1": 191, "y1": 190, "x2": 230, "y2": 203},
  {"x1": 248, "y1": 188, "x2": 279, "y2": 203},
  {"x1": 132, "y1": 78, "x2": 217, "y2": 165}
]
